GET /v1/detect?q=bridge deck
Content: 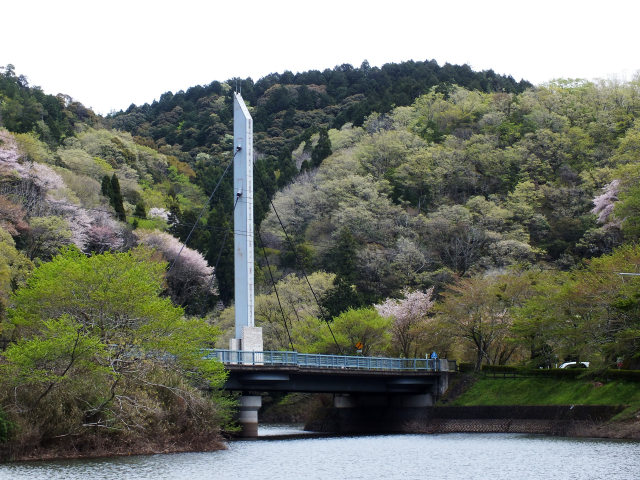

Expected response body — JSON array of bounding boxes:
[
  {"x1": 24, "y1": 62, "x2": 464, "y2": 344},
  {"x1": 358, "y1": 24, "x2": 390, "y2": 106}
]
[
  {"x1": 207, "y1": 350, "x2": 454, "y2": 394},
  {"x1": 207, "y1": 349, "x2": 451, "y2": 372}
]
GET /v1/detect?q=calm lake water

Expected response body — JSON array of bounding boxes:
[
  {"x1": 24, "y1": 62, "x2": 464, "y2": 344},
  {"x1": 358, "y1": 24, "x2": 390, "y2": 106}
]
[{"x1": 1, "y1": 425, "x2": 639, "y2": 480}]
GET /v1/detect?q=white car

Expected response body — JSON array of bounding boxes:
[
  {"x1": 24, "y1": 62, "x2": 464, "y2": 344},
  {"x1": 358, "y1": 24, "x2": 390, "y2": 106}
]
[{"x1": 559, "y1": 361, "x2": 590, "y2": 369}]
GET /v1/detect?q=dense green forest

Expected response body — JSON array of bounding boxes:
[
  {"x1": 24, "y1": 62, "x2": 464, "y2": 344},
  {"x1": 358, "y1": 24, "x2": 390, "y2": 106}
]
[
  {"x1": 108, "y1": 59, "x2": 530, "y2": 303},
  {"x1": 1, "y1": 59, "x2": 640, "y2": 457}
]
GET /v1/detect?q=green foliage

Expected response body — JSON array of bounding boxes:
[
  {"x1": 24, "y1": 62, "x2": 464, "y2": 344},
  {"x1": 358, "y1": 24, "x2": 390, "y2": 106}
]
[
  {"x1": 132, "y1": 217, "x2": 168, "y2": 231},
  {"x1": 207, "y1": 205, "x2": 234, "y2": 304},
  {"x1": 8, "y1": 247, "x2": 224, "y2": 385},
  {"x1": 512, "y1": 245, "x2": 640, "y2": 368},
  {"x1": 134, "y1": 200, "x2": 147, "y2": 218},
  {"x1": 449, "y1": 376, "x2": 640, "y2": 409},
  {"x1": 603, "y1": 369, "x2": 640, "y2": 382},
  {"x1": 24, "y1": 216, "x2": 72, "y2": 261},
  {"x1": 1, "y1": 315, "x2": 111, "y2": 392},
  {"x1": 242, "y1": 271, "x2": 335, "y2": 351},
  {"x1": 324, "y1": 228, "x2": 359, "y2": 282},
  {"x1": 10, "y1": 246, "x2": 163, "y2": 332},
  {"x1": 457, "y1": 362, "x2": 475, "y2": 373},
  {"x1": 99, "y1": 173, "x2": 127, "y2": 221},
  {"x1": 310, "y1": 308, "x2": 391, "y2": 356},
  {"x1": 14, "y1": 133, "x2": 52, "y2": 163},
  {"x1": 320, "y1": 276, "x2": 363, "y2": 321},
  {"x1": 0, "y1": 64, "x2": 96, "y2": 145},
  {"x1": 0, "y1": 229, "x2": 33, "y2": 322},
  {"x1": 616, "y1": 183, "x2": 640, "y2": 240},
  {"x1": 311, "y1": 128, "x2": 332, "y2": 168},
  {"x1": 101, "y1": 174, "x2": 113, "y2": 197},
  {"x1": 0, "y1": 247, "x2": 229, "y2": 452},
  {"x1": 259, "y1": 77, "x2": 640, "y2": 303},
  {"x1": 438, "y1": 271, "x2": 540, "y2": 370}
]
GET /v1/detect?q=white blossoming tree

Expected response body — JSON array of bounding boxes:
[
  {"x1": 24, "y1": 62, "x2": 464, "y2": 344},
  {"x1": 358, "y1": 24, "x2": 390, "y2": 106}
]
[
  {"x1": 592, "y1": 179, "x2": 620, "y2": 225},
  {"x1": 375, "y1": 287, "x2": 436, "y2": 358},
  {"x1": 135, "y1": 229, "x2": 215, "y2": 314}
]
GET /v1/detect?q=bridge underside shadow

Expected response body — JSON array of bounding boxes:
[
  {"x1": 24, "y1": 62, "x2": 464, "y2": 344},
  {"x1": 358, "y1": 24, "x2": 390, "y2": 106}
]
[
  {"x1": 224, "y1": 365, "x2": 451, "y2": 437},
  {"x1": 306, "y1": 395, "x2": 434, "y2": 435}
]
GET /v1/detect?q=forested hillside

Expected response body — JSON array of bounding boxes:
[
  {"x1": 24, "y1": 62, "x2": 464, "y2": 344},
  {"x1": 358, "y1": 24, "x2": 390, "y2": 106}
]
[
  {"x1": 248, "y1": 79, "x2": 640, "y2": 372},
  {"x1": 109, "y1": 59, "x2": 530, "y2": 301},
  {"x1": 263, "y1": 81, "x2": 638, "y2": 297},
  {"x1": 1, "y1": 60, "x2": 640, "y2": 458}
]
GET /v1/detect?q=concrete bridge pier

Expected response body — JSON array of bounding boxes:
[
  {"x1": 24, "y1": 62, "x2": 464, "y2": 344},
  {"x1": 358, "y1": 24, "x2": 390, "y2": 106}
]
[{"x1": 237, "y1": 395, "x2": 262, "y2": 438}]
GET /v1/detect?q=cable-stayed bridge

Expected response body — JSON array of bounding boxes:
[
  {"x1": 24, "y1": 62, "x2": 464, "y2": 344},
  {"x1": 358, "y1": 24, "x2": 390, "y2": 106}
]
[{"x1": 210, "y1": 92, "x2": 454, "y2": 437}]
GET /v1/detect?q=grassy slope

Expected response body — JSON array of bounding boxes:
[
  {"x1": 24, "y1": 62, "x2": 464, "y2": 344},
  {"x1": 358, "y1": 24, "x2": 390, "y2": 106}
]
[{"x1": 447, "y1": 377, "x2": 640, "y2": 415}]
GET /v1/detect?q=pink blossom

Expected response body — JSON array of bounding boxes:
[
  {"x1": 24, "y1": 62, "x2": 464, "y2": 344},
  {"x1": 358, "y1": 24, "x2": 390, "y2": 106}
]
[
  {"x1": 0, "y1": 131, "x2": 64, "y2": 191},
  {"x1": 592, "y1": 180, "x2": 619, "y2": 224},
  {"x1": 0, "y1": 130, "x2": 21, "y2": 170},
  {"x1": 135, "y1": 229, "x2": 216, "y2": 305},
  {"x1": 375, "y1": 287, "x2": 435, "y2": 321},
  {"x1": 148, "y1": 207, "x2": 169, "y2": 221},
  {"x1": 375, "y1": 287, "x2": 435, "y2": 357}
]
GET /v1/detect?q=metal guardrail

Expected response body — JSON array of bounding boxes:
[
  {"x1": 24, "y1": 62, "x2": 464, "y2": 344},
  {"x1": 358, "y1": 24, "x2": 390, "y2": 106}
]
[{"x1": 205, "y1": 349, "x2": 449, "y2": 372}]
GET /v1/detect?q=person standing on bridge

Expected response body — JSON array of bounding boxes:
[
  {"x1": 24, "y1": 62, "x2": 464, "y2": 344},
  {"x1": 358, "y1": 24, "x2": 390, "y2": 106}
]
[{"x1": 429, "y1": 351, "x2": 438, "y2": 369}]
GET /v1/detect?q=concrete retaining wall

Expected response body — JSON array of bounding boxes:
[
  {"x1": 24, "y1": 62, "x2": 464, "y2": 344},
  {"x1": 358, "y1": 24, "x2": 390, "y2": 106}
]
[{"x1": 305, "y1": 404, "x2": 626, "y2": 436}]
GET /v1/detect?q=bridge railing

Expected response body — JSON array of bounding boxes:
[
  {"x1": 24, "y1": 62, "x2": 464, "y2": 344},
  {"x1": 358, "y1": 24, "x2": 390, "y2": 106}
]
[{"x1": 205, "y1": 349, "x2": 447, "y2": 371}]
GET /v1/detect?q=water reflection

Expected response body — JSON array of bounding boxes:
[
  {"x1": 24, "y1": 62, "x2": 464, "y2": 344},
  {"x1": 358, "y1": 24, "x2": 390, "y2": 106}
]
[{"x1": 258, "y1": 423, "x2": 308, "y2": 436}]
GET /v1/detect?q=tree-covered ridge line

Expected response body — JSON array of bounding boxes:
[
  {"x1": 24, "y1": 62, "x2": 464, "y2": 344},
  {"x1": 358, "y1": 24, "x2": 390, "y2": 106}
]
[
  {"x1": 109, "y1": 59, "x2": 530, "y2": 159},
  {"x1": 239, "y1": 77, "x2": 640, "y2": 374},
  {"x1": 0, "y1": 64, "x2": 98, "y2": 146}
]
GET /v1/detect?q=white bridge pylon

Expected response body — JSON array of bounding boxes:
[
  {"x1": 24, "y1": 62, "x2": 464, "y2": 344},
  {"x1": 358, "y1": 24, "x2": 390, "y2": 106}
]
[{"x1": 231, "y1": 92, "x2": 263, "y2": 354}]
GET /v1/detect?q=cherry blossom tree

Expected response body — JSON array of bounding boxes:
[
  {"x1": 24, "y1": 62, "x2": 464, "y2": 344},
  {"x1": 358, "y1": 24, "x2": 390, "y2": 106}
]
[
  {"x1": 375, "y1": 287, "x2": 435, "y2": 358},
  {"x1": 0, "y1": 195, "x2": 28, "y2": 237},
  {"x1": 148, "y1": 207, "x2": 169, "y2": 221},
  {"x1": 2, "y1": 129, "x2": 127, "y2": 253},
  {"x1": 592, "y1": 179, "x2": 620, "y2": 225},
  {"x1": 83, "y1": 211, "x2": 126, "y2": 253},
  {"x1": 135, "y1": 229, "x2": 215, "y2": 313}
]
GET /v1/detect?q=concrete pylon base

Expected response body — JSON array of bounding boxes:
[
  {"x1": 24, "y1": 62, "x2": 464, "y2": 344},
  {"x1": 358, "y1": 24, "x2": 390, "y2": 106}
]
[{"x1": 238, "y1": 395, "x2": 261, "y2": 438}]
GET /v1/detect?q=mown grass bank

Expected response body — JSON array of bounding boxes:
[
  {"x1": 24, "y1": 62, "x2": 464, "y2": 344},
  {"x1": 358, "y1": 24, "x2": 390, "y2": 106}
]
[{"x1": 445, "y1": 375, "x2": 640, "y2": 419}]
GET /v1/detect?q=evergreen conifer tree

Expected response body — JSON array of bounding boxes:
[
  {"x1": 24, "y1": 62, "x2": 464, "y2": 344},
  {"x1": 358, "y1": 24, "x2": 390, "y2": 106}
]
[
  {"x1": 134, "y1": 200, "x2": 146, "y2": 219},
  {"x1": 101, "y1": 175, "x2": 113, "y2": 198},
  {"x1": 311, "y1": 128, "x2": 332, "y2": 167},
  {"x1": 110, "y1": 174, "x2": 126, "y2": 222}
]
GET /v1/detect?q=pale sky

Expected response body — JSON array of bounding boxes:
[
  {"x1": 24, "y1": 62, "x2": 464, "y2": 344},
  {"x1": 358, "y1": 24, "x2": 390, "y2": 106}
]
[{"x1": 2, "y1": 0, "x2": 638, "y2": 115}]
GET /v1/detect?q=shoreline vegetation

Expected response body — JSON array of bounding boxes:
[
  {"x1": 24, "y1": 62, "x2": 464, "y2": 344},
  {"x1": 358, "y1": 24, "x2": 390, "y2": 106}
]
[
  {"x1": 0, "y1": 249, "x2": 232, "y2": 464},
  {"x1": 2, "y1": 435, "x2": 227, "y2": 463}
]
